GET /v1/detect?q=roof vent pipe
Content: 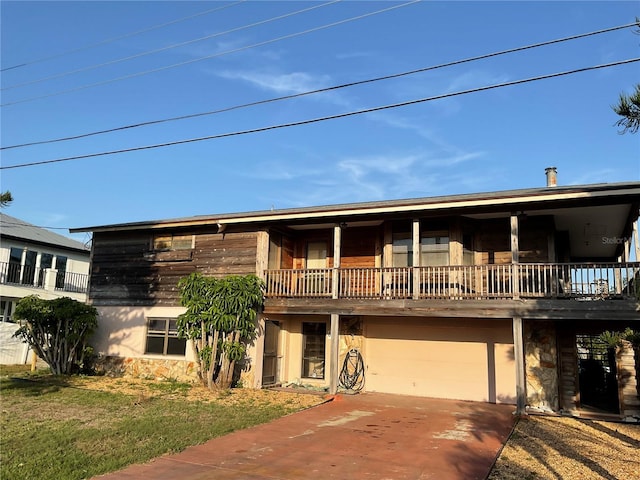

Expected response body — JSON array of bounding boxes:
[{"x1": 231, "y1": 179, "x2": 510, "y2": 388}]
[{"x1": 545, "y1": 167, "x2": 557, "y2": 187}]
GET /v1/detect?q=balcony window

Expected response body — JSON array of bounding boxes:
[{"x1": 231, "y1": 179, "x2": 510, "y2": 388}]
[
  {"x1": 306, "y1": 241, "x2": 327, "y2": 269},
  {"x1": 55, "y1": 256, "x2": 67, "y2": 289},
  {"x1": 392, "y1": 233, "x2": 412, "y2": 267},
  {"x1": 7, "y1": 247, "x2": 22, "y2": 283},
  {"x1": 36, "y1": 253, "x2": 53, "y2": 287},
  {"x1": 302, "y1": 322, "x2": 326, "y2": 379},
  {"x1": 421, "y1": 235, "x2": 449, "y2": 266},
  {"x1": 145, "y1": 318, "x2": 186, "y2": 356}
]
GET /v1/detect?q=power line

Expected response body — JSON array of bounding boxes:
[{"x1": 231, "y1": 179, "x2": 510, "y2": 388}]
[
  {"x1": 3, "y1": 21, "x2": 635, "y2": 151},
  {"x1": 0, "y1": 1, "x2": 246, "y2": 73},
  {"x1": 0, "y1": 0, "x2": 420, "y2": 107},
  {"x1": 2, "y1": 57, "x2": 637, "y2": 171},
  {"x1": 1, "y1": 0, "x2": 341, "y2": 91}
]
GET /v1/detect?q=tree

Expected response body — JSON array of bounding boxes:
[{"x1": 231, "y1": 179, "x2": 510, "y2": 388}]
[
  {"x1": 177, "y1": 273, "x2": 264, "y2": 389},
  {"x1": 13, "y1": 296, "x2": 98, "y2": 375},
  {"x1": 613, "y1": 84, "x2": 640, "y2": 134},
  {"x1": 0, "y1": 190, "x2": 13, "y2": 207}
]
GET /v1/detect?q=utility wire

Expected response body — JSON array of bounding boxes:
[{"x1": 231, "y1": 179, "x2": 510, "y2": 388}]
[
  {"x1": 2, "y1": 21, "x2": 636, "y2": 151},
  {"x1": 0, "y1": 1, "x2": 246, "y2": 73},
  {"x1": 0, "y1": 0, "x2": 419, "y2": 107},
  {"x1": 1, "y1": 0, "x2": 341, "y2": 91},
  {"x1": 2, "y1": 57, "x2": 637, "y2": 171}
]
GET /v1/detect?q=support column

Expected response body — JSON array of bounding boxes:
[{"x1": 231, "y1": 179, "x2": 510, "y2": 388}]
[
  {"x1": 329, "y1": 313, "x2": 340, "y2": 394},
  {"x1": 512, "y1": 316, "x2": 527, "y2": 415},
  {"x1": 412, "y1": 219, "x2": 420, "y2": 299},
  {"x1": 633, "y1": 220, "x2": 640, "y2": 261},
  {"x1": 510, "y1": 214, "x2": 520, "y2": 299},
  {"x1": 332, "y1": 225, "x2": 341, "y2": 299}
]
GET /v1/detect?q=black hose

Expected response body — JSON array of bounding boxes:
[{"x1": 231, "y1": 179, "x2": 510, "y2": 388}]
[{"x1": 338, "y1": 348, "x2": 365, "y2": 392}]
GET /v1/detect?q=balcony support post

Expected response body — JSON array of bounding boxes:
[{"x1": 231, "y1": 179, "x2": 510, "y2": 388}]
[
  {"x1": 329, "y1": 313, "x2": 340, "y2": 394},
  {"x1": 44, "y1": 268, "x2": 57, "y2": 291},
  {"x1": 412, "y1": 219, "x2": 420, "y2": 299},
  {"x1": 333, "y1": 225, "x2": 341, "y2": 299},
  {"x1": 510, "y1": 214, "x2": 520, "y2": 300},
  {"x1": 512, "y1": 315, "x2": 527, "y2": 415}
]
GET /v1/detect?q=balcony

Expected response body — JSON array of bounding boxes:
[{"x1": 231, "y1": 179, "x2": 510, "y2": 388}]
[
  {"x1": 0, "y1": 262, "x2": 89, "y2": 295},
  {"x1": 265, "y1": 262, "x2": 640, "y2": 301}
]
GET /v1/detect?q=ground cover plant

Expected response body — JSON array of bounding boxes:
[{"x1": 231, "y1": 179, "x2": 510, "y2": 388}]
[{"x1": 0, "y1": 366, "x2": 325, "y2": 480}]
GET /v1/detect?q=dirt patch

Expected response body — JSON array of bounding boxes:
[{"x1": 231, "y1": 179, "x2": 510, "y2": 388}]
[
  {"x1": 67, "y1": 376, "x2": 328, "y2": 409},
  {"x1": 488, "y1": 415, "x2": 640, "y2": 480}
]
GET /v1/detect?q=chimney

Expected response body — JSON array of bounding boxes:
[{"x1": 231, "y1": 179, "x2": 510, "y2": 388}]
[{"x1": 545, "y1": 167, "x2": 557, "y2": 187}]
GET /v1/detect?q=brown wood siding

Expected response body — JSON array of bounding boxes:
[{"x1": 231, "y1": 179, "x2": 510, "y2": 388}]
[
  {"x1": 557, "y1": 325, "x2": 579, "y2": 412},
  {"x1": 281, "y1": 235, "x2": 294, "y2": 269},
  {"x1": 89, "y1": 230, "x2": 258, "y2": 306},
  {"x1": 340, "y1": 227, "x2": 378, "y2": 268}
]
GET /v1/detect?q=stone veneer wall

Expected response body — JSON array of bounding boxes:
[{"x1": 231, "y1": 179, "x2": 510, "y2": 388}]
[
  {"x1": 617, "y1": 340, "x2": 640, "y2": 422},
  {"x1": 95, "y1": 356, "x2": 199, "y2": 383},
  {"x1": 524, "y1": 320, "x2": 559, "y2": 412}
]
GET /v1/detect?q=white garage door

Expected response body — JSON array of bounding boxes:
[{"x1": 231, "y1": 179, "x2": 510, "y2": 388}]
[{"x1": 364, "y1": 318, "x2": 516, "y2": 403}]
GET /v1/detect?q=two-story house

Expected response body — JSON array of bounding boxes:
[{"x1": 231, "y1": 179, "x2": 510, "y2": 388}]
[
  {"x1": 72, "y1": 172, "x2": 640, "y2": 420},
  {"x1": 0, "y1": 213, "x2": 91, "y2": 364}
]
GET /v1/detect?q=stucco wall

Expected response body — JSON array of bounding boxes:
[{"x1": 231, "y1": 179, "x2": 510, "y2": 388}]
[{"x1": 92, "y1": 305, "x2": 193, "y2": 360}]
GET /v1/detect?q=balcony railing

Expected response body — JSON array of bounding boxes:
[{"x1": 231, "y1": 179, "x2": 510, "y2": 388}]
[
  {"x1": 0, "y1": 262, "x2": 89, "y2": 295},
  {"x1": 265, "y1": 262, "x2": 640, "y2": 300}
]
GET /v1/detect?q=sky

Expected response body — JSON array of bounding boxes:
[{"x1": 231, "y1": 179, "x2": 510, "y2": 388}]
[{"x1": 1, "y1": 0, "x2": 639, "y2": 243}]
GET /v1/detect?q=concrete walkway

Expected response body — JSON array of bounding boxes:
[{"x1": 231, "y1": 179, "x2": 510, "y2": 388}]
[{"x1": 96, "y1": 393, "x2": 515, "y2": 480}]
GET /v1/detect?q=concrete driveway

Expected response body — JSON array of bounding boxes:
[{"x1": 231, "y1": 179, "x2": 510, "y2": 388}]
[{"x1": 96, "y1": 393, "x2": 515, "y2": 480}]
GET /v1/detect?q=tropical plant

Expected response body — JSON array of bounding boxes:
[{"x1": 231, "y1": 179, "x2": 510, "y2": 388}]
[
  {"x1": 13, "y1": 296, "x2": 98, "y2": 374},
  {"x1": 177, "y1": 273, "x2": 264, "y2": 389}
]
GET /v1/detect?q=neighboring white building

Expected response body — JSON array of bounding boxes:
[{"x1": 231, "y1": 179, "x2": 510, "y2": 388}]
[{"x1": 0, "y1": 213, "x2": 91, "y2": 363}]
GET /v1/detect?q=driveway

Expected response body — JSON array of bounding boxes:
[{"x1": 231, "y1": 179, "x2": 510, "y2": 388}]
[{"x1": 96, "y1": 393, "x2": 515, "y2": 480}]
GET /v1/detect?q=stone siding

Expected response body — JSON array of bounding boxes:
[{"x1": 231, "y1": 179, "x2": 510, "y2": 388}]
[
  {"x1": 617, "y1": 341, "x2": 640, "y2": 422},
  {"x1": 95, "y1": 356, "x2": 199, "y2": 383},
  {"x1": 525, "y1": 321, "x2": 559, "y2": 412}
]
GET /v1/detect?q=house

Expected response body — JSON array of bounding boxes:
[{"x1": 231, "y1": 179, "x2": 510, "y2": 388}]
[
  {"x1": 71, "y1": 171, "x2": 640, "y2": 420},
  {"x1": 0, "y1": 213, "x2": 91, "y2": 363}
]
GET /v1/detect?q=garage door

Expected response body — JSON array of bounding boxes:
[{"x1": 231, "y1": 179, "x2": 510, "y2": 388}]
[{"x1": 364, "y1": 318, "x2": 516, "y2": 403}]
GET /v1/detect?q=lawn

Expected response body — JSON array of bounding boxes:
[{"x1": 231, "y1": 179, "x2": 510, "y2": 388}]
[{"x1": 0, "y1": 366, "x2": 325, "y2": 480}]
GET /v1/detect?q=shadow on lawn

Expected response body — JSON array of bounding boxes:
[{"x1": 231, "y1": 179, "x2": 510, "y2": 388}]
[{"x1": 0, "y1": 375, "x2": 71, "y2": 396}]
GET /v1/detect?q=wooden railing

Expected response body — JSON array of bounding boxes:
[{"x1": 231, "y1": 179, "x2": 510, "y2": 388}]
[{"x1": 264, "y1": 262, "x2": 640, "y2": 300}]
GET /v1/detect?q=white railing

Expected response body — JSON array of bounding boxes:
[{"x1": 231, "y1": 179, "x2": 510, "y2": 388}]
[{"x1": 264, "y1": 262, "x2": 640, "y2": 300}]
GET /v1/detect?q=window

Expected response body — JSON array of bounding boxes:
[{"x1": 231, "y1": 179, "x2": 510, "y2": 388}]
[
  {"x1": 421, "y1": 234, "x2": 449, "y2": 266},
  {"x1": 38, "y1": 253, "x2": 54, "y2": 287},
  {"x1": 55, "y1": 255, "x2": 68, "y2": 289},
  {"x1": 153, "y1": 234, "x2": 193, "y2": 251},
  {"x1": 392, "y1": 232, "x2": 412, "y2": 267},
  {"x1": 306, "y1": 241, "x2": 327, "y2": 269},
  {"x1": 145, "y1": 318, "x2": 186, "y2": 356},
  {"x1": 7, "y1": 247, "x2": 22, "y2": 283},
  {"x1": 302, "y1": 322, "x2": 326, "y2": 379}
]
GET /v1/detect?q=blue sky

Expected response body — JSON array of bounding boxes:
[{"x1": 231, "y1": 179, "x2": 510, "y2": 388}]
[{"x1": 1, "y1": 1, "x2": 639, "y2": 242}]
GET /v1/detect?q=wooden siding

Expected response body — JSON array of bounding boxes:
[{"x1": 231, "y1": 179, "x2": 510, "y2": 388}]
[
  {"x1": 89, "y1": 230, "x2": 258, "y2": 306},
  {"x1": 557, "y1": 325, "x2": 579, "y2": 413},
  {"x1": 341, "y1": 227, "x2": 378, "y2": 268}
]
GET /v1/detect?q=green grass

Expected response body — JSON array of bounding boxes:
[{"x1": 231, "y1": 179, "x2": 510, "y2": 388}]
[{"x1": 0, "y1": 372, "x2": 305, "y2": 480}]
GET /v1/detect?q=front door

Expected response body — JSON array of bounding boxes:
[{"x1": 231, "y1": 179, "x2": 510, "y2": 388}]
[{"x1": 262, "y1": 320, "x2": 280, "y2": 386}]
